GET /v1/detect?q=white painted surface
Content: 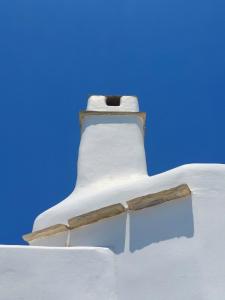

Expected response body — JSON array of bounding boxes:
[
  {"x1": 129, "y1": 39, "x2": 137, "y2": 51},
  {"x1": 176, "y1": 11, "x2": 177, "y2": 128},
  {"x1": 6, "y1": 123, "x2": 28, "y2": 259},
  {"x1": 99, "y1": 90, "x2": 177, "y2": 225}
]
[
  {"x1": 76, "y1": 114, "x2": 147, "y2": 187},
  {"x1": 31, "y1": 164, "x2": 225, "y2": 299},
  {"x1": 115, "y1": 164, "x2": 225, "y2": 300},
  {"x1": 26, "y1": 97, "x2": 225, "y2": 299},
  {"x1": 87, "y1": 95, "x2": 139, "y2": 112},
  {"x1": 0, "y1": 246, "x2": 117, "y2": 300},
  {"x1": 51, "y1": 163, "x2": 224, "y2": 300},
  {"x1": 33, "y1": 101, "x2": 147, "y2": 229}
]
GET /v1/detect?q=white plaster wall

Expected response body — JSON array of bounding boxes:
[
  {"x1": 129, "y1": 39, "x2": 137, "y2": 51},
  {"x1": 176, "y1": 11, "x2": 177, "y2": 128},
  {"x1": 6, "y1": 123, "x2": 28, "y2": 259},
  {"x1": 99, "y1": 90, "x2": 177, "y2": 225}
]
[
  {"x1": 76, "y1": 115, "x2": 147, "y2": 187},
  {"x1": 5, "y1": 96, "x2": 225, "y2": 300},
  {"x1": 0, "y1": 246, "x2": 117, "y2": 300},
  {"x1": 33, "y1": 114, "x2": 147, "y2": 229},
  {"x1": 27, "y1": 97, "x2": 225, "y2": 299},
  {"x1": 31, "y1": 164, "x2": 225, "y2": 299},
  {"x1": 69, "y1": 164, "x2": 225, "y2": 300}
]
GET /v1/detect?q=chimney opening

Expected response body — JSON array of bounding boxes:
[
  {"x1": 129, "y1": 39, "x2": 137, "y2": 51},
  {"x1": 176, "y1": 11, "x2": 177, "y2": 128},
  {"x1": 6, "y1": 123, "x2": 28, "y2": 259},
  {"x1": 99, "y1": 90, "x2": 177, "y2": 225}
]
[{"x1": 106, "y1": 96, "x2": 121, "y2": 106}]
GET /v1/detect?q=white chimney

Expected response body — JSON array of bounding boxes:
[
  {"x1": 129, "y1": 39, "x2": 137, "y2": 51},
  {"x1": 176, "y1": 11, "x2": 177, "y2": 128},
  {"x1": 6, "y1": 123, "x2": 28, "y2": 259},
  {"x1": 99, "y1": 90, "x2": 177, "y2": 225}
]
[
  {"x1": 76, "y1": 95, "x2": 147, "y2": 188},
  {"x1": 3, "y1": 96, "x2": 225, "y2": 300}
]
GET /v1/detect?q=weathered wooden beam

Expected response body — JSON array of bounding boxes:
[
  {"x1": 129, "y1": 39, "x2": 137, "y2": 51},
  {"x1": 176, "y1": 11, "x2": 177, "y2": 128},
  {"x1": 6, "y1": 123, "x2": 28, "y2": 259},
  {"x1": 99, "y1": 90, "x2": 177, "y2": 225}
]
[
  {"x1": 127, "y1": 184, "x2": 191, "y2": 211},
  {"x1": 68, "y1": 203, "x2": 126, "y2": 230},
  {"x1": 22, "y1": 224, "x2": 68, "y2": 242}
]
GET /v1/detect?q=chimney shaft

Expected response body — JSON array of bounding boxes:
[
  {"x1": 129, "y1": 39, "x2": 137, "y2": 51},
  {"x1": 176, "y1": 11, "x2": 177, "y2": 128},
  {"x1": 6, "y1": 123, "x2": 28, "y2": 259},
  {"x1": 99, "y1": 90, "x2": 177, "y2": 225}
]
[{"x1": 76, "y1": 96, "x2": 147, "y2": 187}]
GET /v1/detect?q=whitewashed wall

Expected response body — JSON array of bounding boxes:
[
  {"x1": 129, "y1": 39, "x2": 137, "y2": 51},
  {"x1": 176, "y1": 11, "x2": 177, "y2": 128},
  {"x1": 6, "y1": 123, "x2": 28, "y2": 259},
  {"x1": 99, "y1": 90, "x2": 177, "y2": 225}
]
[
  {"x1": 18, "y1": 97, "x2": 225, "y2": 299},
  {"x1": 115, "y1": 164, "x2": 225, "y2": 300},
  {"x1": 29, "y1": 164, "x2": 225, "y2": 300},
  {"x1": 0, "y1": 246, "x2": 117, "y2": 300},
  {"x1": 53, "y1": 164, "x2": 223, "y2": 300}
]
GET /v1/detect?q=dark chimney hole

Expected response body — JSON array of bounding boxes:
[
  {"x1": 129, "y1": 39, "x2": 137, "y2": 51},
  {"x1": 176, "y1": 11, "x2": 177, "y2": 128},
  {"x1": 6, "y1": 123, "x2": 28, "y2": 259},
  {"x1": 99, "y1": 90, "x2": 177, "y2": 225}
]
[{"x1": 106, "y1": 96, "x2": 121, "y2": 106}]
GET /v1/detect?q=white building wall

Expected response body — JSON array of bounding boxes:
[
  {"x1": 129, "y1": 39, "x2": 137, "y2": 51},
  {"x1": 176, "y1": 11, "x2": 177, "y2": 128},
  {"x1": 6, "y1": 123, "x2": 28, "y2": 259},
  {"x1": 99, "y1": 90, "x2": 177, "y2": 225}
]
[
  {"x1": 68, "y1": 164, "x2": 225, "y2": 300},
  {"x1": 115, "y1": 164, "x2": 225, "y2": 300},
  {"x1": 29, "y1": 164, "x2": 225, "y2": 300},
  {"x1": 16, "y1": 97, "x2": 225, "y2": 299},
  {"x1": 0, "y1": 246, "x2": 117, "y2": 300},
  {"x1": 32, "y1": 96, "x2": 147, "y2": 230}
]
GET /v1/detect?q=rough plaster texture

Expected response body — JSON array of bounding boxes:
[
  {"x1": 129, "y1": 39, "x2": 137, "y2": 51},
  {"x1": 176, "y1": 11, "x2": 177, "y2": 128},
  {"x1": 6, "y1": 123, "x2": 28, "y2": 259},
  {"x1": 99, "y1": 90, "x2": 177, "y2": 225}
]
[{"x1": 0, "y1": 246, "x2": 117, "y2": 300}]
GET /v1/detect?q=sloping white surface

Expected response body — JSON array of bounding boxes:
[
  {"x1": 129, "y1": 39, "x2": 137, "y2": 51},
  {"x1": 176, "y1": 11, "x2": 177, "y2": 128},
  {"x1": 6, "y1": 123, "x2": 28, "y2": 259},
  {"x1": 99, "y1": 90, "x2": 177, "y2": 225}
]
[
  {"x1": 33, "y1": 112, "x2": 147, "y2": 230},
  {"x1": 27, "y1": 97, "x2": 225, "y2": 299},
  {"x1": 116, "y1": 164, "x2": 225, "y2": 300},
  {"x1": 67, "y1": 164, "x2": 225, "y2": 300},
  {"x1": 32, "y1": 164, "x2": 225, "y2": 300},
  {"x1": 33, "y1": 164, "x2": 224, "y2": 230},
  {"x1": 0, "y1": 246, "x2": 117, "y2": 300}
]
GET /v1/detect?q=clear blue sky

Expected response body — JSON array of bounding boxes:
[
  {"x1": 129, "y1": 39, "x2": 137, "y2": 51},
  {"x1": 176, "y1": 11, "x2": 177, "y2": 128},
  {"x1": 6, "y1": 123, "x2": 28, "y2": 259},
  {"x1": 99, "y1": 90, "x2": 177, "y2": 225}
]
[{"x1": 0, "y1": 0, "x2": 224, "y2": 244}]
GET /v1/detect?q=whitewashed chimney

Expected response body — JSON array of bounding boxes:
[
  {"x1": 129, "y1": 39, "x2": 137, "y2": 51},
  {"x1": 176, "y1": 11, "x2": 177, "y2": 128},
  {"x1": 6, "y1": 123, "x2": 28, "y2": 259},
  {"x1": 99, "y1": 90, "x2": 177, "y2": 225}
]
[
  {"x1": 76, "y1": 95, "x2": 147, "y2": 187},
  {"x1": 1, "y1": 96, "x2": 225, "y2": 300}
]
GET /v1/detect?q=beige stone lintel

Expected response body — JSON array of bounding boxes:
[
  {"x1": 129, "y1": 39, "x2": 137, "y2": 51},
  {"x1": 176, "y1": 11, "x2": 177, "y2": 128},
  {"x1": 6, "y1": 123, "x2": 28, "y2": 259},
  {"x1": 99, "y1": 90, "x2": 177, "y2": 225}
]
[
  {"x1": 79, "y1": 111, "x2": 146, "y2": 126},
  {"x1": 127, "y1": 184, "x2": 191, "y2": 211},
  {"x1": 23, "y1": 203, "x2": 125, "y2": 243},
  {"x1": 68, "y1": 203, "x2": 126, "y2": 230},
  {"x1": 22, "y1": 224, "x2": 68, "y2": 242}
]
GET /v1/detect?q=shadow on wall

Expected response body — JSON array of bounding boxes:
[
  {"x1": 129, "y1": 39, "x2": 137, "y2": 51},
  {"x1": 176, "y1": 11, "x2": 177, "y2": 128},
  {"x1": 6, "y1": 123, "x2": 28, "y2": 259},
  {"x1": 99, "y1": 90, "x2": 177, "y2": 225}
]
[
  {"x1": 129, "y1": 196, "x2": 194, "y2": 252},
  {"x1": 68, "y1": 196, "x2": 194, "y2": 254},
  {"x1": 69, "y1": 213, "x2": 127, "y2": 254},
  {"x1": 81, "y1": 115, "x2": 144, "y2": 135}
]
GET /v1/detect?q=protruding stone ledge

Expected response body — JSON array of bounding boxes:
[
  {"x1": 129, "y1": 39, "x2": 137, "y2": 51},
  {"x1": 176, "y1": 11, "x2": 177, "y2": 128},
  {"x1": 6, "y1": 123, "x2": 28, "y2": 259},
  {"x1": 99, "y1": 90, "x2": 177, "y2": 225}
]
[
  {"x1": 23, "y1": 204, "x2": 126, "y2": 243},
  {"x1": 23, "y1": 184, "x2": 191, "y2": 243},
  {"x1": 68, "y1": 203, "x2": 126, "y2": 229},
  {"x1": 127, "y1": 184, "x2": 191, "y2": 211},
  {"x1": 23, "y1": 224, "x2": 69, "y2": 243}
]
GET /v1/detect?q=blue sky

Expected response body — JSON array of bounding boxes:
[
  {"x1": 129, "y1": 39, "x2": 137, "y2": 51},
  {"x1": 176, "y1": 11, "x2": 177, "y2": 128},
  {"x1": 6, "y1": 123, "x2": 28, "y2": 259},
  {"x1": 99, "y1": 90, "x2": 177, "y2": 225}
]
[{"x1": 0, "y1": 0, "x2": 224, "y2": 244}]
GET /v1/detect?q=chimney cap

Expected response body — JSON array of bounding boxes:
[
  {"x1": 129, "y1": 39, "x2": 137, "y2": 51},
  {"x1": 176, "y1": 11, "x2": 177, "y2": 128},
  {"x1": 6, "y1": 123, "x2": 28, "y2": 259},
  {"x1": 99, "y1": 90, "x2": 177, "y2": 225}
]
[{"x1": 87, "y1": 95, "x2": 139, "y2": 112}]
